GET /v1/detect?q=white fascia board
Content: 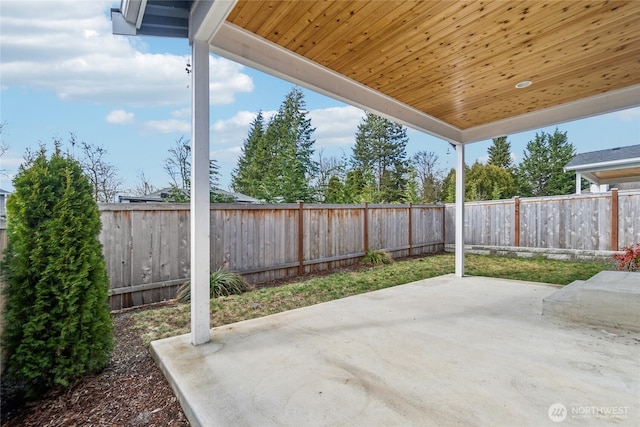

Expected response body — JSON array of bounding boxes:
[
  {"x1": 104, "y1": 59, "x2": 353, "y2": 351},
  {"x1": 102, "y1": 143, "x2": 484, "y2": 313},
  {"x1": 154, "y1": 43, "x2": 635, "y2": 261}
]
[
  {"x1": 564, "y1": 158, "x2": 640, "y2": 172},
  {"x1": 111, "y1": 9, "x2": 137, "y2": 36},
  {"x1": 210, "y1": 23, "x2": 463, "y2": 143},
  {"x1": 461, "y1": 85, "x2": 640, "y2": 144},
  {"x1": 135, "y1": 0, "x2": 147, "y2": 29},
  {"x1": 190, "y1": 0, "x2": 237, "y2": 43}
]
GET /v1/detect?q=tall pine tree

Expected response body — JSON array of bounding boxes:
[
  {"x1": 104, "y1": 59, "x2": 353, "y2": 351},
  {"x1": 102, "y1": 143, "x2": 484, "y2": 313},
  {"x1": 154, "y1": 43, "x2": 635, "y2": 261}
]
[
  {"x1": 232, "y1": 111, "x2": 266, "y2": 197},
  {"x1": 487, "y1": 136, "x2": 513, "y2": 170},
  {"x1": 232, "y1": 89, "x2": 317, "y2": 202},
  {"x1": 351, "y1": 113, "x2": 409, "y2": 203}
]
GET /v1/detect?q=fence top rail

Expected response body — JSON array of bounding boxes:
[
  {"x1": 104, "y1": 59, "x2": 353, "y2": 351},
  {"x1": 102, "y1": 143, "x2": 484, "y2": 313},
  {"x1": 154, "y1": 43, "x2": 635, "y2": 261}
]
[
  {"x1": 99, "y1": 202, "x2": 446, "y2": 212},
  {"x1": 520, "y1": 193, "x2": 614, "y2": 203},
  {"x1": 618, "y1": 189, "x2": 640, "y2": 196},
  {"x1": 99, "y1": 202, "x2": 191, "y2": 211},
  {"x1": 442, "y1": 190, "x2": 636, "y2": 208},
  {"x1": 444, "y1": 199, "x2": 514, "y2": 207},
  {"x1": 367, "y1": 203, "x2": 444, "y2": 209}
]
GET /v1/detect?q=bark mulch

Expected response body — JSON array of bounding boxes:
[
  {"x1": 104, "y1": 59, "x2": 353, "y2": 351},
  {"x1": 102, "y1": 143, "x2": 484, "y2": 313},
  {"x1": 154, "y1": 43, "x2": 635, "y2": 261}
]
[{"x1": 1, "y1": 310, "x2": 189, "y2": 427}]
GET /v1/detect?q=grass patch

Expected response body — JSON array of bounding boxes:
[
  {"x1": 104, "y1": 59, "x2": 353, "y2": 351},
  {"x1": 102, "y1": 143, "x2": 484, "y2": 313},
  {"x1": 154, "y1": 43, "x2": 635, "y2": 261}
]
[{"x1": 131, "y1": 254, "x2": 613, "y2": 344}]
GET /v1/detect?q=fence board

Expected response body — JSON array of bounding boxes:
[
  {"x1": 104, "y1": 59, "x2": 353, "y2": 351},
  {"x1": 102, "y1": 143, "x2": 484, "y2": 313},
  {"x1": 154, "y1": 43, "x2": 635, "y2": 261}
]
[
  {"x1": 619, "y1": 190, "x2": 640, "y2": 248},
  {"x1": 4, "y1": 190, "x2": 636, "y2": 310}
]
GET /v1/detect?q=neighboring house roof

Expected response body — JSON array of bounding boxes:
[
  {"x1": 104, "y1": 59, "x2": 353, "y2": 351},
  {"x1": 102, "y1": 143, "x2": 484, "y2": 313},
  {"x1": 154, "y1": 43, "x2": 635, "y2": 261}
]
[
  {"x1": 565, "y1": 144, "x2": 640, "y2": 186},
  {"x1": 0, "y1": 189, "x2": 10, "y2": 195},
  {"x1": 213, "y1": 188, "x2": 260, "y2": 204},
  {"x1": 119, "y1": 187, "x2": 259, "y2": 204}
]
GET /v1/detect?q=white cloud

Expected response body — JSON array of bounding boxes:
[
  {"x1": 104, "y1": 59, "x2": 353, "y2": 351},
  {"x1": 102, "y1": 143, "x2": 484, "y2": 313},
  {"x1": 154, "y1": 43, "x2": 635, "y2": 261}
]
[
  {"x1": 144, "y1": 119, "x2": 190, "y2": 134},
  {"x1": 171, "y1": 108, "x2": 191, "y2": 118},
  {"x1": 309, "y1": 106, "x2": 365, "y2": 148},
  {"x1": 0, "y1": 151, "x2": 24, "y2": 170},
  {"x1": 210, "y1": 110, "x2": 276, "y2": 146},
  {"x1": 208, "y1": 105, "x2": 362, "y2": 160},
  {"x1": 105, "y1": 109, "x2": 134, "y2": 124},
  {"x1": 212, "y1": 111, "x2": 258, "y2": 132},
  {"x1": 0, "y1": 1, "x2": 254, "y2": 107},
  {"x1": 211, "y1": 146, "x2": 242, "y2": 164},
  {"x1": 605, "y1": 107, "x2": 640, "y2": 122}
]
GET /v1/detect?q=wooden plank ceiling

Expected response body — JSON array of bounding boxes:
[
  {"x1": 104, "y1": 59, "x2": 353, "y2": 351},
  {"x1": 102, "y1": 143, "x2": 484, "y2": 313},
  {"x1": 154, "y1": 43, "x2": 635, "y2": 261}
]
[{"x1": 225, "y1": 0, "x2": 640, "y2": 131}]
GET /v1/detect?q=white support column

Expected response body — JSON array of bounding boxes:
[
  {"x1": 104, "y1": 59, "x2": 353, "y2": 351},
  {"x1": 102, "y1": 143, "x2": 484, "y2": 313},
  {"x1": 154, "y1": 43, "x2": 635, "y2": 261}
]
[
  {"x1": 190, "y1": 39, "x2": 211, "y2": 345},
  {"x1": 575, "y1": 172, "x2": 582, "y2": 195},
  {"x1": 455, "y1": 143, "x2": 465, "y2": 277}
]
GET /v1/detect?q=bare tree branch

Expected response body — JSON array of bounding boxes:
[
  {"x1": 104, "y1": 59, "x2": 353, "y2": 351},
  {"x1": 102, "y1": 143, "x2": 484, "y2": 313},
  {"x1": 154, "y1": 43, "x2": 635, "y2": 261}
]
[
  {"x1": 73, "y1": 135, "x2": 123, "y2": 203},
  {"x1": 134, "y1": 170, "x2": 158, "y2": 196}
]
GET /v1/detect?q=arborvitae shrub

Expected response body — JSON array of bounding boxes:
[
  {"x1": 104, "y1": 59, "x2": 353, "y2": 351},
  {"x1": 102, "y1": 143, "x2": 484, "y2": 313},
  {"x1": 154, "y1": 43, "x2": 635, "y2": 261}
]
[{"x1": 1, "y1": 147, "x2": 113, "y2": 398}]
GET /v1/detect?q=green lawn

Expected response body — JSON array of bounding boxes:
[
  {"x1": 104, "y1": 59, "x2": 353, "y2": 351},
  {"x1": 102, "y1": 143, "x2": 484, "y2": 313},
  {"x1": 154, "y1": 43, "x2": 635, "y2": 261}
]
[{"x1": 131, "y1": 253, "x2": 614, "y2": 344}]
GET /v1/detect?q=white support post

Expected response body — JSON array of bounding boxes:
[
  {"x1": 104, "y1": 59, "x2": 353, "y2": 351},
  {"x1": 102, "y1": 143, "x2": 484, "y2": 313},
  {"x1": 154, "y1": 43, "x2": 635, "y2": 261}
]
[
  {"x1": 190, "y1": 39, "x2": 211, "y2": 345},
  {"x1": 575, "y1": 172, "x2": 582, "y2": 195},
  {"x1": 455, "y1": 143, "x2": 465, "y2": 277}
]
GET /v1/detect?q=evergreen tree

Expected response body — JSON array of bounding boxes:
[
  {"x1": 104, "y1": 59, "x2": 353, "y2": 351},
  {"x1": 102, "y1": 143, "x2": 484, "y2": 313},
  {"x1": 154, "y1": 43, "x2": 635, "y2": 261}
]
[
  {"x1": 466, "y1": 162, "x2": 516, "y2": 200},
  {"x1": 518, "y1": 129, "x2": 575, "y2": 196},
  {"x1": 324, "y1": 175, "x2": 346, "y2": 204},
  {"x1": 402, "y1": 168, "x2": 421, "y2": 203},
  {"x1": 487, "y1": 136, "x2": 513, "y2": 170},
  {"x1": 441, "y1": 162, "x2": 514, "y2": 202},
  {"x1": 351, "y1": 113, "x2": 409, "y2": 203},
  {"x1": 441, "y1": 168, "x2": 457, "y2": 203},
  {"x1": 2, "y1": 146, "x2": 113, "y2": 398},
  {"x1": 265, "y1": 88, "x2": 317, "y2": 202},
  {"x1": 231, "y1": 112, "x2": 266, "y2": 198},
  {"x1": 232, "y1": 89, "x2": 317, "y2": 202},
  {"x1": 344, "y1": 169, "x2": 368, "y2": 203}
]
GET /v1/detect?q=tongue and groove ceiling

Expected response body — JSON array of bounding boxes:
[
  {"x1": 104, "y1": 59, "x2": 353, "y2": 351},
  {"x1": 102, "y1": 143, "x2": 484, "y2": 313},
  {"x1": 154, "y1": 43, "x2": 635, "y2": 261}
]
[{"x1": 118, "y1": 0, "x2": 640, "y2": 143}]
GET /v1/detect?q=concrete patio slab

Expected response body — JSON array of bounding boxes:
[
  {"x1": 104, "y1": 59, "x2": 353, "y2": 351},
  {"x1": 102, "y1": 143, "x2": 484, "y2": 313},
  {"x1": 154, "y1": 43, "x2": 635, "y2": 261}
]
[{"x1": 151, "y1": 275, "x2": 639, "y2": 426}]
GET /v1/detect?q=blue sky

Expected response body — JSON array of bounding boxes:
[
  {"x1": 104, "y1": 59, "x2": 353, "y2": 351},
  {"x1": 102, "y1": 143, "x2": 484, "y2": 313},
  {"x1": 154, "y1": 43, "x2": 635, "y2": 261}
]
[{"x1": 1, "y1": 0, "x2": 639, "y2": 195}]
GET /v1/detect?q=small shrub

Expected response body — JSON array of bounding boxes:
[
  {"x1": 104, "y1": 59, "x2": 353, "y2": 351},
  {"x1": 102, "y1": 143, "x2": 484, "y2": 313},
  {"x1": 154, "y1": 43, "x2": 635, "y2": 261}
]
[
  {"x1": 176, "y1": 268, "x2": 250, "y2": 302},
  {"x1": 612, "y1": 243, "x2": 640, "y2": 272},
  {"x1": 362, "y1": 249, "x2": 394, "y2": 265}
]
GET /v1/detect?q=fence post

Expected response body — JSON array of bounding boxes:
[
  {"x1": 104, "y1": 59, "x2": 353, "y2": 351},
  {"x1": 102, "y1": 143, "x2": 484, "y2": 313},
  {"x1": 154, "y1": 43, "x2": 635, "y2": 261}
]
[
  {"x1": 441, "y1": 205, "x2": 446, "y2": 246},
  {"x1": 514, "y1": 196, "x2": 520, "y2": 247},
  {"x1": 611, "y1": 189, "x2": 618, "y2": 251},
  {"x1": 363, "y1": 202, "x2": 369, "y2": 253},
  {"x1": 408, "y1": 203, "x2": 413, "y2": 256},
  {"x1": 298, "y1": 201, "x2": 304, "y2": 275}
]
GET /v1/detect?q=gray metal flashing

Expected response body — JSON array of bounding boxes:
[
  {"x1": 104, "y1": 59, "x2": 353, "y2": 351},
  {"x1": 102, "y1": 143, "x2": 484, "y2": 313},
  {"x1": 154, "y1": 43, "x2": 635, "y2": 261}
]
[
  {"x1": 113, "y1": 0, "x2": 191, "y2": 38},
  {"x1": 565, "y1": 144, "x2": 640, "y2": 170}
]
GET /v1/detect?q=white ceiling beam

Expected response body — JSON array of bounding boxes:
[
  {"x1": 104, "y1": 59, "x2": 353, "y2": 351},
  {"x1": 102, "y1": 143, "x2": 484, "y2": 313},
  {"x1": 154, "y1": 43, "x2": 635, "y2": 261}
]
[
  {"x1": 190, "y1": 0, "x2": 237, "y2": 43},
  {"x1": 210, "y1": 23, "x2": 463, "y2": 144},
  {"x1": 462, "y1": 85, "x2": 640, "y2": 143}
]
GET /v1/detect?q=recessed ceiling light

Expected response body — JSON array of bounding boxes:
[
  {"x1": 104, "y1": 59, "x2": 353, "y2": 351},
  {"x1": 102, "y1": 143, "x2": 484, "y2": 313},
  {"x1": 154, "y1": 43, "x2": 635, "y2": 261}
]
[{"x1": 515, "y1": 80, "x2": 532, "y2": 89}]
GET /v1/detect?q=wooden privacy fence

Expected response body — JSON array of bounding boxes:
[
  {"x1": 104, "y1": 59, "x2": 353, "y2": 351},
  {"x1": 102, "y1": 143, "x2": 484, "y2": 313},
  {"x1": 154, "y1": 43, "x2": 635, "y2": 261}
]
[
  {"x1": 99, "y1": 203, "x2": 445, "y2": 309},
  {"x1": 445, "y1": 189, "x2": 640, "y2": 250},
  {"x1": 1, "y1": 189, "x2": 638, "y2": 310}
]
